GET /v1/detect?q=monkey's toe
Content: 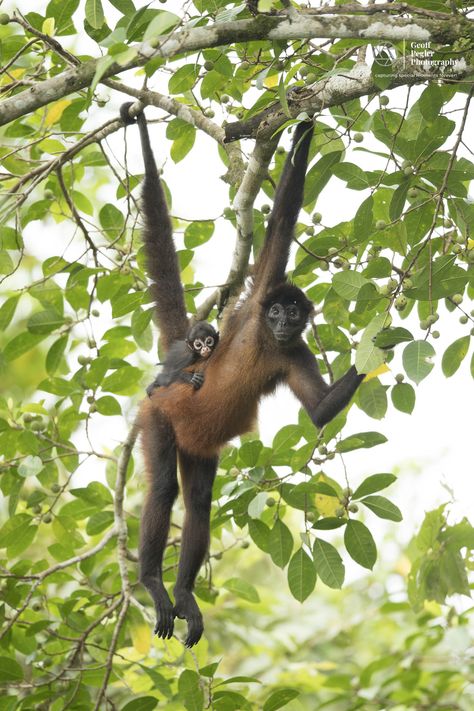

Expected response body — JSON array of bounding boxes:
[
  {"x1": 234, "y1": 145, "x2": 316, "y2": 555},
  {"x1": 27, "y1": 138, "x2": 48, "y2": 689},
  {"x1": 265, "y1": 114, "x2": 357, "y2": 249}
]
[{"x1": 184, "y1": 615, "x2": 204, "y2": 647}]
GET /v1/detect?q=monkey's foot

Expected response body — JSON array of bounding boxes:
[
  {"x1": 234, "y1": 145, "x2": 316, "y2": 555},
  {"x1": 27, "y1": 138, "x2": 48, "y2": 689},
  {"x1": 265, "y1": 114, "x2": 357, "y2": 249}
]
[
  {"x1": 153, "y1": 597, "x2": 175, "y2": 640},
  {"x1": 173, "y1": 591, "x2": 203, "y2": 647}
]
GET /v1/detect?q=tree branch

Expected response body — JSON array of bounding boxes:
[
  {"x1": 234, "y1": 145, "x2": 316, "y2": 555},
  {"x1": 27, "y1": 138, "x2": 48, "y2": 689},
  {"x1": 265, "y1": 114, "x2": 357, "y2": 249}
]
[{"x1": 1, "y1": 10, "x2": 471, "y2": 126}]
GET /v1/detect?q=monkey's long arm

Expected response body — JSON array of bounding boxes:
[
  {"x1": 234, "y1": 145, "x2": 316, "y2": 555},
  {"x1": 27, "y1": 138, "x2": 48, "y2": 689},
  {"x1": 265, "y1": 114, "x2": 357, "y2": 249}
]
[
  {"x1": 253, "y1": 122, "x2": 314, "y2": 296},
  {"x1": 287, "y1": 346, "x2": 364, "y2": 428},
  {"x1": 121, "y1": 104, "x2": 188, "y2": 351}
]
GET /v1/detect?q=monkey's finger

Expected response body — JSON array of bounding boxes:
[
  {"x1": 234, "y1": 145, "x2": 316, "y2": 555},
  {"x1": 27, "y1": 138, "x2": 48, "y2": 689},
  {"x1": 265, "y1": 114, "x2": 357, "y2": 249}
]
[
  {"x1": 154, "y1": 612, "x2": 174, "y2": 639},
  {"x1": 184, "y1": 616, "x2": 203, "y2": 647}
]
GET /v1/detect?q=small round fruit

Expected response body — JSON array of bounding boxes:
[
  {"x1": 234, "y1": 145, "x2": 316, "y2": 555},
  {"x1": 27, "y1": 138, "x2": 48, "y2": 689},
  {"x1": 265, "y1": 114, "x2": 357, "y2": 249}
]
[
  {"x1": 299, "y1": 65, "x2": 309, "y2": 78},
  {"x1": 261, "y1": 204, "x2": 271, "y2": 214},
  {"x1": 342, "y1": 487, "x2": 353, "y2": 498},
  {"x1": 32, "y1": 602, "x2": 42, "y2": 611},
  {"x1": 420, "y1": 319, "x2": 430, "y2": 330},
  {"x1": 0, "y1": 13, "x2": 10, "y2": 24},
  {"x1": 431, "y1": 330, "x2": 440, "y2": 339},
  {"x1": 32, "y1": 505, "x2": 42, "y2": 514},
  {"x1": 402, "y1": 277, "x2": 413, "y2": 289},
  {"x1": 306, "y1": 511, "x2": 316, "y2": 523},
  {"x1": 376, "y1": 219, "x2": 387, "y2": 230},
  {"x1": 92, "y1": 309, "x2": 100, "y2": 317},
  {"x1": 23, "y1": 413, "x2": 34, "y2": 423},
  {"x1": 266, "y1": 496, "x2": 276, "y2": 507},
  {"x1": 87, "y1": 338, "x2": 96, "y2": 349},
  {"x1": 335, "y1": 507, "x2": 345, "y2": 518},
  {"x1": 318, "y1": 445, "x2": 327, "y2": 455},
  {"x1": 319, "y1": 261, "x2": 329, "y2": 272},
  {"x1": 395, "y1": 295, "x2": 407, "y2": 311},
  {"x1": 312, "y1": 212, "x2": 322, "y2": 224},
  {"x1": 401, "y1": 160, "x2": 411, "y2": 169},
  {"x1": 204, "y1": 60, "x2": 214, "y2": 71},
  {"x1": 78, "y1": 355, "x2": 88, "y2": 366},
  {"x1": 349, "y1": 324, "x2": 358, "y2": 335},
  {"x1": 87, "y1": 395, "x2": 95, "y2": 404},
  {"x1": 408, "y1": 187, "x2": 418, "y2": 199},
  {"x1": 379, "y1": 95, "x2": 389, "y2": 106},
  {"x1": 452, "y1": 244, "x2": 463, "y2": 254},
  {"x1": 353, "y1": 132, "x2": 363, "y2": 143},
  {"x1": 459, "y1": 315, "x2": 468, "y2": 324},
  {"x1": 426, "y1": 313, "x2": 439, "y2": 325},
  {"x1": 240, "y1": 61, "x2": 250, "y2": 70},
  {"x1": 348, "y1": 503, "x2": 359, "y2": 513},
  {"x1": 452, "y1": 293, "x2": 463, "y2": 305},
  {"x1": 327, "y1": 452, "x2": 335, "y2": 460},
  {"x1": 467, "y1": 249, "x2": 474, "y2": 263},
  {"x1": 44, "y1": 189, "x2": 55, "y2": 200},
  {"x1": 328, "y1": 247, "x2": 338, "y2": 256},
  {"x1": 221, "y1": 94, "x2": 230, "y2": 103},
  {"x1": 214, "y1": 552, "x2": 223, "y2": 560},
  {"x1": 305, "y1": 225, "x2": 315, "y2": 236},
  {"x1": 43, "y1": 513, "x2": 53, "y2": 524},
  {"x1": 395, "y1": 373, "x2": 404, "y2": 383},
  {"x1": 387, "y1": 278, "x2": 398, "y2": 291},
  {"x1": 30, "y1": 420, "x2": 44, "y2": 431},
  {"x1": 51, "y1": 483, "x2": 61, "y2": 494},
  {"x1": 89, "y1": 404, "x2": 97, "y2": 413},
  {"x1": 276, "y1": 146, "x2": 285, "y2": 155},
  {"x1": 241, "y1": 540, "x2": 250, "y2": 549},
  {"x1": 204, "y1": 108, "x2": 215, "y2": 118},
  {"x1": 403, "y1": 165, "x2": 414, "y2": 176}
]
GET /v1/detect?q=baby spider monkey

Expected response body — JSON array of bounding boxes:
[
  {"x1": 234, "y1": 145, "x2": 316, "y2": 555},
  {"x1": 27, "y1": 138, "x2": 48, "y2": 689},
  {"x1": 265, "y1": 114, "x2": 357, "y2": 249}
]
[{"x1": 146, "y1": 321, "x2": 219, "y2": 397}]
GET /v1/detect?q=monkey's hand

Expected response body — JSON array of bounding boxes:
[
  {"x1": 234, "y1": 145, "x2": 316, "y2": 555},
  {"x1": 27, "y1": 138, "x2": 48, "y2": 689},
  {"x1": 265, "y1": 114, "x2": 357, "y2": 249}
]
[
  {"x1": 173, "y1": 590, "x2": 203, "y2": 647},
  {"x1": 146, "y1": 382, "x2": 157, "y2": 398},
  {"x1": 153, "y1": 588, "x2": 175, "y2": 640},
  {"x1": 190, "y1": 372, "x2": 204, "y2": 390}
]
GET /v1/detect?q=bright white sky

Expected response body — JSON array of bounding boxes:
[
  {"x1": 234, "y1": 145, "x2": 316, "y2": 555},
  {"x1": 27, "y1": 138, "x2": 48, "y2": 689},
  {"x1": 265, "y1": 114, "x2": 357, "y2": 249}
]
[{"x1": 5, "y1": 0, "x2": 474, "y2": 543}]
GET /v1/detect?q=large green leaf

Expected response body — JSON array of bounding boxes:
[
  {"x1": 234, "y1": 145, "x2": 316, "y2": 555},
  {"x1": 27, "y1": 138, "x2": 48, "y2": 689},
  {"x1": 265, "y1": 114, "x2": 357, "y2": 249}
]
[
  {"x1": 313, "y1": 538, "x2": 345, "y2": 589},
  {"x1": 287, "y1": 547, "x2": 316, "y2": 602},
  {"x1": 441, "y1": 336, "x2": 470, "y2": 377},
  {"x1": 268, "y1": 519, "x2": 293, "y2": 569},
  {"x1": 402, "y1": 340, "x2": 435, "y2": 384},
  {"x1": 344, "y1": 520, "x2": 377, "y2": 570},
  {"x1": 361, "y1": 495, "x2": 402, "y2": 522},
  {"x1": 352, "y1": 473, "x2": 396, "y2": 500}
]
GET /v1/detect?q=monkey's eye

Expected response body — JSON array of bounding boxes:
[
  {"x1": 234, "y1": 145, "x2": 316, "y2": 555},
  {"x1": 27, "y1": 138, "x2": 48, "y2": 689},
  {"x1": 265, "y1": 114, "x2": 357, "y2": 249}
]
[
  {"x1": 193, "y1": 339, "x2": 204, "y2": 350},
  {"x1": 287, "y1": 307, "x2": 300, "y2": 321},
  {"x1": 269, "y1": 304, "x2": 282, "y2": 317},
  {"x1": 205, "y1": 337, "x2": 214, "y2": 347}
]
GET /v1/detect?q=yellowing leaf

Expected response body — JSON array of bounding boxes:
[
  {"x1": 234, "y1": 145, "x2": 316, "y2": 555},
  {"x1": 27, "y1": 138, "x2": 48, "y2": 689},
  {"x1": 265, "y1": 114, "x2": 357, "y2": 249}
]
[
  {"x1": 314, "y1": 474, "x2": 340, "y2": 517},
  {"x1": 45, "y1": 99, "x2": 72, "y2": 127},
  {"x1": 364, "y1": 363, "x2": 390, "y2": 382},
  {"x1": 264, "y1": 74, "x2": 279, "y2": 88},
  {"x1": 130, "y1": 623, "x2": 151, "y2": 655},
  {"x1": 42, "y1": 17, "x2": 55, "y2": 36}
]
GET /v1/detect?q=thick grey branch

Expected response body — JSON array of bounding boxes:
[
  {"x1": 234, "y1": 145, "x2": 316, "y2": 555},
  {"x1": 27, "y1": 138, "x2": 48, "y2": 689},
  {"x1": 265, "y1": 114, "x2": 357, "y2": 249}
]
[{"x1": 1, "y1": 11, "x2": 471, "y2": 126}]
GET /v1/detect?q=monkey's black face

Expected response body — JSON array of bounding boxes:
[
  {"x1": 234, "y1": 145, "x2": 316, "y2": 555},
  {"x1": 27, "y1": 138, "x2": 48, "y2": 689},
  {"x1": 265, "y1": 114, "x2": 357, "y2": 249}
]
[
  {"x1": 187, "y1": 322, "x2": 219, "y2": 359},
  {"x1": 266, "y1": 302, "x2": 306, "y2": 343}
]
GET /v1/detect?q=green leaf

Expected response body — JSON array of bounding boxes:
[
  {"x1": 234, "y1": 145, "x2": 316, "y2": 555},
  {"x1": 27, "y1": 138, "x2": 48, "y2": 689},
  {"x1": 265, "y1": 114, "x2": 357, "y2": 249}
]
[
  {"x1": 441, "y1": 336, "x2": 470, "y2": 377},
  {"x1": 361, "y1": 495, "x2": 402, "y2": 522},
  {"x1": 373, "y1": 327, "x2": 413, "y2": 349},
  {"x1": 122, "y1": 697, "x2": 159, "y2": 711},
  {"x1": 102, "y1": 366, "x2": 142, "y2": 393},
  {"x1": 46, "y1": 0, "x2": 80, "y2": 35},
  {"x1": 336, "y1": 431, "x2": 387, "y2": 454},
  {"x1": 143, "y1": 10, "x2": 179, "y2": 40},
  {"x1": 99, "y1": 203, "x2": 125, "y2": 240},
  {"x1": 304, "y1": 152, "x2": 341, "y2": 205},
  {"x1": 3, "y1": 332, "x2": 46, "y2": 361},
  {"x1": 332, "y1": 271, "x2": 369, "y2": 301},
  {"x1": 46, "y1": 335, "x2": 69, "y2": 375},
  {"x1": 169, "y1": 65, "x2": 198, "y2": 94},
  {"x1": 389, "y1": 181, "x2": 409, "y2": 221},
  {"x1": 263, "y1": 688, "x2": 300, "y2": 711},
  {"x1": 223, "y1": 577, "x2": 260, "y2": 603},
  {"x1": 313, "y1": 538, "x2": 345, "y2": 589},
  {"x1": 353, "y1": 195, "x2": 373, "y2": 241},
  {"x1": 357, "y1": 379, "x2": 387, "y2": 420},
  {"x1": 333, "y1": 162, "x2": 369, "y2": 190},
  {"x1": 0, "y1": 295, "x2": 19, "y2": 330},
  {"x1": 0, "y1": 657, "x2": 23, "y2": 683},
  {"x1": 184, "y1": 220, "x2": 214, "y2": 248},
  {"x1": 27, "y1": 308, "x2": 63, "y2": 335},
  {"x1": 405, "y1": 256, "x2": 468, "y2": 300},
  {"x1": 287, "y1": 547, "x2": 316, "y2": 602},
  {"x1": 85, "y1": 0, "x2": 104, "y2": 28},
  {"x1": 402, "y1": 340, "x2": 435, "y2": 384},
  {"x1": 178, "y1": 669, "x2": 204, "y2": 711},
  {"x1": 344, "y1": 520, "x2": 377, "y2": 570},
  {"x1": 355, "y1": 312, "x2": 390, "y2": 374},
  {"x1": 391, "y1": 382, "x2": 415, "y2": 414},
  {"x1": 352, "y1": 473, "x2": 396, "y2": 500},
  {"x1": 268, "y1": 519, "x2": 293, "y2": 569},
  {"x1": 95, "y1": 396, "x2": 122, "y2": 416},
  {"x1": 18, "y1": 455, "x2": 43, "y2": 478},
  {"x1": 86, "y1": 511, "x2": 114, "y2": 535},
  {"x1": 248, "y1": 519, "x2": 270, "y2": 553}
]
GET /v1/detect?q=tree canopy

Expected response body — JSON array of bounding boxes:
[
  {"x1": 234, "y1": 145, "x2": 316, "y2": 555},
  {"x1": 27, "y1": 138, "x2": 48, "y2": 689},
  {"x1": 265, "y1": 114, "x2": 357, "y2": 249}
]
[{"x1": 0, "y1": 1, "x2": 473, "y2": 709}]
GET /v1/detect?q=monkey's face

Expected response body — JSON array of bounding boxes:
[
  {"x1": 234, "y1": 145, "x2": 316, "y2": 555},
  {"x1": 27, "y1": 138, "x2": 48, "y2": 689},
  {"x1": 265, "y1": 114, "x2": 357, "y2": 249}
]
[
  {"x1": 266, "y1": 302, "x2": 306, "y2": 343},
  {"x1": 190, "y1": 335, "x2": 216, "y2": 358}
]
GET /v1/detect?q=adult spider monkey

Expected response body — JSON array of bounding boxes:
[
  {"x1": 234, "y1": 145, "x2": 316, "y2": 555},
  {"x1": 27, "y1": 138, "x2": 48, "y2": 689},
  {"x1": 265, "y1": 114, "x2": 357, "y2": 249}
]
[
  {"x1": 146, "y1": 321, "x2": 219, "y2": 396},
  {"x1": 121, "y1": 103, "x2": 364, "y2": 647}
]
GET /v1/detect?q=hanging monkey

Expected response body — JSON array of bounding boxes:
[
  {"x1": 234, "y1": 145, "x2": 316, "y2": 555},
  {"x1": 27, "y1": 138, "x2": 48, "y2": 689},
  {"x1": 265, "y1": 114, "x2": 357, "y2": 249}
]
[{"x1": 120, "y1": 103, "x2": 364, "y2": 647}]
